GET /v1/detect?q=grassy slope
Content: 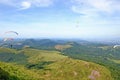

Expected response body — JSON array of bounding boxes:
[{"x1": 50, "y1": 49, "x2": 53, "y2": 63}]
[
  {"x1": 0, "y1": 47, "x2": 113, "y2": 80},
  {"x1": 41, "y1": 58, "x2": 113, "y2": 80},
  {"x1": 0, "y1": 62, "x2": 43, "y2": 80},
  {"x1": 21, "y1": 48, "x2": 67, "y2": 63},
  {"x1": 0, "y1": 59, "x2": 113, "y2": 80},
  {"x1": 0, "y1": 47, "x2": 17, "y2": 54}
]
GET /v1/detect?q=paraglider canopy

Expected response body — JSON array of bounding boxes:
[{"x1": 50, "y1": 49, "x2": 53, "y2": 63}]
[
  {"x1": 2, "y1": 31, "x2": 18, "y2": 48},
  {"x1": 3, "y1": 31, "x2": 18, "y2": 41},
  {"x1": 5, "y1": 31, "x2": 18, "y2": 35}
]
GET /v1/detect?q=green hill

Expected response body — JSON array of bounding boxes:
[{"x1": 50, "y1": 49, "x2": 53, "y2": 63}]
[
  {"x1": 21, "y1": 48, "x2": 67, "y2": 64},
  {"x1": 0, "y1": 47, "x2": 113, "y2": 80},
  {"x1": 0, "y1": 59, "x2": 113, "y2": 80}
]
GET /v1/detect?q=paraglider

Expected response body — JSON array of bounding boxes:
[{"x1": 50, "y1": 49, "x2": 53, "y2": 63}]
[
  {"x1": 3, "y1": 31, "x2": 18, "y2": 48},
  {"x1": 113, "y1": 45, "x2": 120, "y2": 48},
  {"x1": 3, "y1": 31, "x2": 18, "y2": 41}
]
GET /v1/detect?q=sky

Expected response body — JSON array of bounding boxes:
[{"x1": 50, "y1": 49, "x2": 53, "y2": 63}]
[{"x1": 0, "y1": 0, "x2": 120, "y2": 40}]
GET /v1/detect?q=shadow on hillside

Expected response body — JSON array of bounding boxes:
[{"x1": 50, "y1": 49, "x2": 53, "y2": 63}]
[
  {"x1": 26, "y1": 61, "x2": 54, "y2": 70},
  {"x1": 0, "y1": 68, "x2": 20, "y2": 80}
]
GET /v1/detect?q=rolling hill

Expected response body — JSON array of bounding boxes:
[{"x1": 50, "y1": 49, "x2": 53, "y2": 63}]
[{"x1": 0, "y1": 47, "x2": 113, "y2": 80}]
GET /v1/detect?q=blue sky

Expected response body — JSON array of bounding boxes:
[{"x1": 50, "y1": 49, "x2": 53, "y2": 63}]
[{"x1": 0, "y1": 0, "x2": 120, "y2": 39}]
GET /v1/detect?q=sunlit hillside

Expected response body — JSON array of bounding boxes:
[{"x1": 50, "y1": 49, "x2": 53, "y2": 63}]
[{"x1": 0, "y1": 47, "x2": 113, "y2": 80}]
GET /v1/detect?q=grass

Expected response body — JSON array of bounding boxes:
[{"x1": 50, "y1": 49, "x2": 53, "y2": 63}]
[
  {"x1": 0, "y1": 47, "x2": 113, "y2": 80},
  {"x1": 0, "y1": 62, "x2": 44, "y2": 80},
  {"x1": 0, "y1": 47, "x2": 17, "y2": 54},
  {"x1": 20, "y1": 48, "x2": 68, "y2": 64},
  {"x1": 36, "y1": 58, "x2": 113, "y2": 80}
]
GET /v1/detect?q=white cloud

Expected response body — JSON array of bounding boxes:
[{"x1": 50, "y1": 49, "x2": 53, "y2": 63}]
[
  {"x1": 70, "y1": 0, "x2": 120, "y2": 26},
  {"x1": 88, "y1": 0, "x2": 112, "y2": 12},
  {"x1": 71, "y1": 5, "x2": 95, "y2": 15},
  {"x1": 20, "y1": 1, "x2": 31, "y2": 10},
  {"x1": 0, "y1": 0, "x2": 54, "y2": 10},
  {"x1": 71, "y1": 0, "x2": 120, "y2": 15}
]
